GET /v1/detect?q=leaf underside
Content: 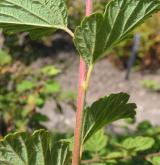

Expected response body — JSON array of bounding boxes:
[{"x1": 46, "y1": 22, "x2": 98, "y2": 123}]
[
  {"x1": 74, "y1": 0, "x2": 160, "y2": 65},
  {"x1": 0, "y1": 130, "x2": 71, "y2": 165},
  {"x1": 82, "y1": 93, "x2": 137, "y2": 143},
  {"x1": 0, "y1": 0, "x2": 68, "y2": 38}
]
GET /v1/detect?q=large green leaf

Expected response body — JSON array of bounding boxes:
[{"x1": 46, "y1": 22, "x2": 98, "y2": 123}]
[
  {"x1": 0, "y1": 0, "x2": 68, "y2": 38},
  {"x1": 82, "y1": 93, "x2": 136, "y2": 143},
  {"x1": 0, "y1": 130, "x2": 71, "y2": 165},
  {"x1": 74, "y1": 0, "x2": 160, "y2": 64}
]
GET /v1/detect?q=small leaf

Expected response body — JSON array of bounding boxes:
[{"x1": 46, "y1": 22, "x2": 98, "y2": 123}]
[
  {"x1": 0, "y1": 50, "x2": 12, "y2": 66},
  {"x1": 41, "y1": 66, "x2": 61, "y2": 76},
  {"x1": 31, "y1": 113, "x2": 49, "y2": 122},
  {"x1": 82, "y1": 93, "x2": 136, "y2": 143},
  {"x1": 16, "y1": 80, "x2": 35, "y2": 92},
  {"x1": 27, "y1": 94, "x2": 44, "y2": 107},
  {"x1": 0, "y1": 130, "x2": 71, "y2": 165},
  {"x1": 35, "y1": 97, "x2": 45, "y2": 107},
  {"x1": 43, "y1": 81, "x2": 61, "y2": 94},
  {"x1": 0, "y1": 0, "x2": 69, "y2": 38},
  {"x1": 122, "y1": 136, "x2": 155, "y2": 152},
  {"x1": 142, "y1": 79, "x2": 160, "y2": 91},
  {"x1": 84, "y1": 129, "x2": 108, "y2": 152},
  {"x1": 21, "y1": 108, "x2": 32, "y2": 117},
  {"x1": 74, "y1": 0, "x2": 160, "y2": 64},
  {"x1": 106, "y1": 152, "x2": 124, "y2": 159}
]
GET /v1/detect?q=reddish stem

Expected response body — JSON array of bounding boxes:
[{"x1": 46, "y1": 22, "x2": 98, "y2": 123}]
[
  {"x1": 86, "y1": 0, "x2": 92, "y2": 16},
  {"x1": 72, "y1": 1, "x2": 92, "y2": 165},
  {"x1": 72, "y1": 58, "x2": 86, "y2": 165}
]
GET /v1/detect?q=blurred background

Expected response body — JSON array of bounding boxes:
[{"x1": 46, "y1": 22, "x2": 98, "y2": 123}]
[{"x1": 0, "y1": 0, "x2": 160, "y2": 140}]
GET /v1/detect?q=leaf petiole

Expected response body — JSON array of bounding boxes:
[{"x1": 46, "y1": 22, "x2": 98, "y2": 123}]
[{"x1": 64, "y1": 27, "x2": 75, "y2": 38}]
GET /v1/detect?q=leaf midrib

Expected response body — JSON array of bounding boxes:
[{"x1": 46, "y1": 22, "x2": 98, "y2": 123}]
[
  {"x1": 19, "y1": 136, "x2": 29, "y2": 165},
  {"x1": 0, "y1": 21, "x2": 66, "y2": 30},
  {"x1": 104, "y1": 0, "x2": 124, "y2": 48},
  {"x1": 91, "y1": 15, "x2": 98, "y2": 64}
]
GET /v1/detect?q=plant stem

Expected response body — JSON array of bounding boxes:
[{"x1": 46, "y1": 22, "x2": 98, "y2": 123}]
[
  {"x1": 72, "y1": 1, "x2": 92, "y2": 165},
  {"x1": 86, "y1": 0, "x2": 92, "y2": 16},
  {"x1": 72, "y1": 58, "x2": 86, "y2": 165}
]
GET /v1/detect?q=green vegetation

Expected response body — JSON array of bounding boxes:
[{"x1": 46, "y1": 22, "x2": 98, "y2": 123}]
[
  {"x1": 0, "y1": 120, "x2": 160, "y2": 165},
  {"x1": 0, "y1": 50, "x2": 63, "y2": 133},
  {"x1": 0, "y1": 0, "x2": 159, "y2": 165},
  {"x1": 81, "y1": 120, "x2": 160, "y2": 165},
  {"x1": 142, "y1": 79, "x2": 160, "y2": 92},
  {"x1": 68, "y1": 0, "x2": 160, "y2": 70}
]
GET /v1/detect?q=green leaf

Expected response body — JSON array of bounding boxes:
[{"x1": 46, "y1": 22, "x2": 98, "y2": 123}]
[
  {"x1": 74, "y1": 0, "x2": 160, "y2": 64},
  {"x1": 122, "y1": 136, "x2": 155, "y2": 152},
  {"x1": 43, "y1": 81, "x2": 61, "y2": 94},
  {"x1": 16, "y1": 80, "x2": 35, "y2": 92},
  {"x1": 21, "y1": 108, "x2": 32, "y2": 117},
  {"x1": 41, "y1": 65, "x2": 61, "y2": 76},
  {"x1": 0, "y1": 130, "x2": 71, "y2": 165},
  {"x1": 27, "y1": 94, "x2": 45, "y2": 107},
  {"x1": 35, "y1": 97, "x2": 45, "y2": 107},
  {"x1": 84, "y1": 129, "x2": 108, "y2": 152},
  {"x1": 51, "y1": 140, "x2": 71, "y2": 165},
  {"x1": 0, "y1": 49, "x2": 12, "y2": 66},
  {"x1": 106, "y1": 152, "x2": 124, "y2": 159},
  {"x1": 82, "y1": 93, "x2": 136, "y2": 143},
  {"x1": 149, "y1": 156, "x2": 160, "y2": 165},
  {"x1": 0, "y1": 0, "x2": 69, "y2": 38},
  {"x1": 31, "y1": 113, "x2": 49, "y2": 122},
  {"x1": 142, "y1": 79, "x2": 160, "y2": 91}
]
